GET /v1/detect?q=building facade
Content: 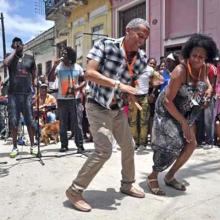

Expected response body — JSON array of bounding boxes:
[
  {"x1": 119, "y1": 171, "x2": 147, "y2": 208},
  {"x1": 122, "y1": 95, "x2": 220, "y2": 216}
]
[
  {"x1": 149, "y1": 0, "x2": 220, "y2": 59},
  {"x1": 44, "y1": 0, "x2": 112, "y2": 67},
  {"x1": 24, "y1": 27, "x2": 56, "y2": 76},
  {"x1": 42, "y1": 0, "x2": 220, "y2": 68},
  {"x1": 112, "y1": 0, "x2": 220, "y2": 61},
  {"x1": 67, "y1": 0, "x2": 112, "y2": 67}
]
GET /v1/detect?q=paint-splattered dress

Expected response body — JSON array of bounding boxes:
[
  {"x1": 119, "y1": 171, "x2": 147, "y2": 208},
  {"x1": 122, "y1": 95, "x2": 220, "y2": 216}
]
[{"x1": 151, "y1": 75, "x2": 208, "y2": 172}]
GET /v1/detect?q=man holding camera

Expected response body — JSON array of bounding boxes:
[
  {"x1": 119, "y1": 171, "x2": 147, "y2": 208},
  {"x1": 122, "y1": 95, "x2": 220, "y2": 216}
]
[
  {"x1": 3, "y1": 37, "x2": 37, "y2": 158},
  {"x1": 52, "y1": 46, "x2": 85, "y2": 153}
]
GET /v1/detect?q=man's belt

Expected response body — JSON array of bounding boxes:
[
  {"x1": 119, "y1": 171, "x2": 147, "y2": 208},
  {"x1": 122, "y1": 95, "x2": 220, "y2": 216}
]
[
  {"x1": 135, "y1": 94, "x2": 148, "y2": 97},
  {"x1": 87, "y1": 98, "x2": 119, "y2": 110}
]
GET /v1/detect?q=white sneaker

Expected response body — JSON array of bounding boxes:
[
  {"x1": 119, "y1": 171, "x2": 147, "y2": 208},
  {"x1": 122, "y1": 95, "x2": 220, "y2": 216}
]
[
  {"x1": 203, "y1": 144, "x2": 213, "y2": 150},
  {"x1": 9, "y1": 148, "x2": 19, "y2": 158}
]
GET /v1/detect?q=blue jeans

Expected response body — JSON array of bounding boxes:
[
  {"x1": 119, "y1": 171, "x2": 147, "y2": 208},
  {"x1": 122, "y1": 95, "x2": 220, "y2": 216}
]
[
  {"x1": 204, "y1": 97, "x2": 215, "y2": 144},
  {"x1": 8, "y1": 94, "x2": 34, "y2": 127},
  {"x1": 196, "y1": 97, "x2": 215, "y2": 145}
]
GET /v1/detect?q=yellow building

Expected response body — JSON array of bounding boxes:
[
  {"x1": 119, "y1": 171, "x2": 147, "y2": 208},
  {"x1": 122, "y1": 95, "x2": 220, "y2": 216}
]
[{"x1": 67, "y1": 0, "x2": 112, "y2": 67}]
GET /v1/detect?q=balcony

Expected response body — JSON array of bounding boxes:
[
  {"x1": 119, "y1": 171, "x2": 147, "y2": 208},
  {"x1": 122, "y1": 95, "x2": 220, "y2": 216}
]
[{"x1": 44, "y1": 0, "x2": 88, "y2": 21}]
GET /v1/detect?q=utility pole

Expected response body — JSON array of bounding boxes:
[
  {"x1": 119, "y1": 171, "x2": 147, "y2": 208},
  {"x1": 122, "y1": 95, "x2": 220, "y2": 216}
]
[{"x1": 0, "y1": 12, "x2": 7, "y2": 78}]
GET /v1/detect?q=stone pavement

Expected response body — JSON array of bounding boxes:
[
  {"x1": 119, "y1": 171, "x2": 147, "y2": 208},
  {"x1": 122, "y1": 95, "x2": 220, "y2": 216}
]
[{"x1": 0, "y1": 138, "x2": 220, "y2": 220}]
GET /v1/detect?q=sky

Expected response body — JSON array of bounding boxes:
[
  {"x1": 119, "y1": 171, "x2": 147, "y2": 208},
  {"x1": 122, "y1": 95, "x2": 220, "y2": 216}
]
[{"x1": 0, "y1": 0, "x2": 54, "y2": 60}]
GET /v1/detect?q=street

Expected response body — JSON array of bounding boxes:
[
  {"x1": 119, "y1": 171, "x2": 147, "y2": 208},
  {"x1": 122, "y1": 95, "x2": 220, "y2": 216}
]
[{"x1": 0, "y1": 139, "x2": 220, "y2": 220}]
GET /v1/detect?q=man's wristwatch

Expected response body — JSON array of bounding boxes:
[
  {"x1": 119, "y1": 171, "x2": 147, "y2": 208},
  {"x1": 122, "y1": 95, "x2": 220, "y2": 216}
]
[{"x1": 114, "y1": 80, "x2": 120, "y2": 90}]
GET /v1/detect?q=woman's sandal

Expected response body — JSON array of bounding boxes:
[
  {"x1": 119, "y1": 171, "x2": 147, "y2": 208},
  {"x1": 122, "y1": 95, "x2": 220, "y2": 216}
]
[
  {"x1": 147, "y1": 178, "x2": 166, "y2": 196},
  {"x1": 164, "y1": 177, "x2": 186, "y2": 191}
]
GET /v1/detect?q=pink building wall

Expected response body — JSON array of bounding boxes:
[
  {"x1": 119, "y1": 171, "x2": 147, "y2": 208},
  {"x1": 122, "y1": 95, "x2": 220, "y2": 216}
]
[
  {"x1": 165, "y1": 0, "x2": 197, "y2": 39},
  {"x1": 149, "y1": 0, "x2": 161, "y2": 60},
  {"x1": 112, "y1": 0, "x2": 220, "y2": 61},
  {"x1": 149, "y1": 0, "x2": 220, "y2": 60},
  {"x1": 203, "y1": 0, "x2": 220, "y2": 50}
]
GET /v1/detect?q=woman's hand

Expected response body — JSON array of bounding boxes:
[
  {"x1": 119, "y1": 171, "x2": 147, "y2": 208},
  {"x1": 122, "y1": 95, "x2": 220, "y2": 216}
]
[
  {"x1": 181, "y1": 120, "x2": 192, "y2": 143},
  {"x1": 204, "y1": 88, "x2": 212, "y2": 99}
]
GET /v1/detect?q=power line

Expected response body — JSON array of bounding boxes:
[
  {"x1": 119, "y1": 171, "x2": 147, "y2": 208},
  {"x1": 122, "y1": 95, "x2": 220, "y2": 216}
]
[{"x1": 0, "y1": 12, "x2": 7, "y2": 77}]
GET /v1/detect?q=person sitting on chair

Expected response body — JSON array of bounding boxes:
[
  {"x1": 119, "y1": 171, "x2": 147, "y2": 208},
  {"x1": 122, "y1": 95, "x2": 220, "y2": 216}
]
[{"x1": 33, "y1": 83, "x2": 57, "y2": 125}]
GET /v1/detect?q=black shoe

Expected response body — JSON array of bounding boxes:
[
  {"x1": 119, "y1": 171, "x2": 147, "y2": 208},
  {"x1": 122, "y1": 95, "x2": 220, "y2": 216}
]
[
  {"x1": 77, "y1": 146, "x2": 85, "y2": 154},
  {"x1": 59, "y1": 146, "x2": 69, "y2": 152},
  {"x1": 135, "y1": 144, "x2": 140, "y2": 150}
]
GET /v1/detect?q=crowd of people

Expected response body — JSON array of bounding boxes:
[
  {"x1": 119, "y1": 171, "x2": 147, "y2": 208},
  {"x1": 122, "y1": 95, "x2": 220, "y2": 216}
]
[{"x1": 1, "y1": 17, "x2": 220, "y2": 212}]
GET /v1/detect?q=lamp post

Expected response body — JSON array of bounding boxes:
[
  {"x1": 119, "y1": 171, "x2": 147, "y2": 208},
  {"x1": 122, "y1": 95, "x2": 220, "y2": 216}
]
[{"x1": 0, "y1": 12, "x2": 7, "y2": 77}]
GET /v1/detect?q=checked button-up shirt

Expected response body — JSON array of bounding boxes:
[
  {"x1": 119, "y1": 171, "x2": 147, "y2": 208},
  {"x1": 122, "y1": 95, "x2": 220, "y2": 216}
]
[{"x1": 87, "y1": 37, "x2": 148, "y2": 109}]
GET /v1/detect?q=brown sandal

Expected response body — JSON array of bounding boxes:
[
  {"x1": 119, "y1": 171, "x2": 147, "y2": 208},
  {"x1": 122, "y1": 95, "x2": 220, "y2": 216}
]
[
  {"x1": 164, "y1": 177, "x2": 186, "y2": 191},
  {"x1": 147, "y1": 178, "x2": 166, "y2": 196}
]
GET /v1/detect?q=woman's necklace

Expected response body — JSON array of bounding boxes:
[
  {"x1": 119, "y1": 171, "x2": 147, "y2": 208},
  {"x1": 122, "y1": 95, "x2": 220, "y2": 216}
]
[{"x1": 187, "y1": 60, "x2": 202, "y2": 81}]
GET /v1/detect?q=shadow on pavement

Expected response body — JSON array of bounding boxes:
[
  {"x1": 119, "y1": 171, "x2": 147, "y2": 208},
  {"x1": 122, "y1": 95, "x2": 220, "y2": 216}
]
[
  {"x1": 0, "y1": 167, "x2": 9, "y2": 178},
  {"x1": 139, "y1": 158, "x2": 220, "y2": 198},
  {"x1": 63, "y1": 188, "x2": 124, "y2": 211}
]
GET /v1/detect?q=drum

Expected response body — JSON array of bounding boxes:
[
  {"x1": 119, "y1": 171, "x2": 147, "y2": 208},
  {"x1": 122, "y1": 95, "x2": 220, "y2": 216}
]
[
  {"x1": 0, "y1": 96, "x2": 8, "y2": 105},
  {"x1": 34, "y1": 105, "x2": 57, "y2": 125},
  {"x1": 45, "y1": 104, "x2": 57, "y2": 111}
]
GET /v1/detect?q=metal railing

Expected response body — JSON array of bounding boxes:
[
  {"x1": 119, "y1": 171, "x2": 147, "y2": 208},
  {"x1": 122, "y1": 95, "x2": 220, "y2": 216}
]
[{"x1": 44, "y1": 0, "x2": 66, "y2": 16}]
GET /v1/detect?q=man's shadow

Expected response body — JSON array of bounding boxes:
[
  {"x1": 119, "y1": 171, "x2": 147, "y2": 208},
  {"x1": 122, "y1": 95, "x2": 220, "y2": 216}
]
[
  {"x1": 63, "y1": 188, "x2": 124, "y2": 211},
  {"x1": 0, "y1": 163, "x2": 9, "y2": 178}
]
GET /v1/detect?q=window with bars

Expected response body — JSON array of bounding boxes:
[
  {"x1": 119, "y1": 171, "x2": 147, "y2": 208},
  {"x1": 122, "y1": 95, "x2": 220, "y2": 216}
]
[
  {"x1": 118, "y1": 2, "x2": 146, "y2": 37},
  {"x1": 91, "y1": 24, "x2": 104, "y2": 46},
  {"x1": 45, "y1": 60, "x2": 52, "y2": 76},
  {"x1": 75, "y1": 35, "x2": 83, "y2": 59},
  {"x1": 56, "y1": 40, "x2": 67, "y2": 58},
  {"x1": 37, "y1": 63, "x2": 42, "y2": 76}
]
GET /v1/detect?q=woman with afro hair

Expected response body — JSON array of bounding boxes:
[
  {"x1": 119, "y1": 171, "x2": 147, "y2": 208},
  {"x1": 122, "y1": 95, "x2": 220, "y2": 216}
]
[{"x1": 147, "y1": 33, "x2": 218, "y2": 196}]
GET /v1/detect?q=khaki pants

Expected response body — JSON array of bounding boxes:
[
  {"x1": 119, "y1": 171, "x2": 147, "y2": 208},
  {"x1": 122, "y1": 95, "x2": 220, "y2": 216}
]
[{"x1": 72, "y1": 101, "x2": 135, "y2": 191}]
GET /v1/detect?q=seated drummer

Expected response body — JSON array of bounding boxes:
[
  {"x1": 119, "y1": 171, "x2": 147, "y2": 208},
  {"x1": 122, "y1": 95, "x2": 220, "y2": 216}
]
[{"x1": 33, "y1": 83, "x2": 57, "y2": 123}]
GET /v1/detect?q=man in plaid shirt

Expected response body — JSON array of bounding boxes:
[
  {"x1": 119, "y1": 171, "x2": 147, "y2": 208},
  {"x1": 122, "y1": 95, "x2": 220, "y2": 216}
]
[{"x1": 66, "y1": 18, "x2": 150, "y2": 212}]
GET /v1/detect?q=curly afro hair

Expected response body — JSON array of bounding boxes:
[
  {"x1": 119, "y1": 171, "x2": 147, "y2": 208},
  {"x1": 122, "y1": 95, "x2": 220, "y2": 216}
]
[
  {"x1": 181, "y1": 33, "x2": 218, "y2": 63},
  {"x1": 62, "y1": 46, "x2": 76, "y2": 64}
]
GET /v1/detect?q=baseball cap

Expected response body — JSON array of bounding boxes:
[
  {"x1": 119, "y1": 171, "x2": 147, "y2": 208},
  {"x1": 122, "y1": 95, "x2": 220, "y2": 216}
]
[
  {"x1": 166, "y1": 53, "x2": 175, "y2": 61},
  {"x1": 40, "y1": 83, "x2": 48, "y2": 88}
]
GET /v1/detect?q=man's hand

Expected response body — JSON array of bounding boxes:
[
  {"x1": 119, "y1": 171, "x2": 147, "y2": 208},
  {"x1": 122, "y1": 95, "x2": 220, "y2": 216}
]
[
  {"x1": 53, "y1": 59, "x2": 60, "y2": 67},
  {"x1": 12, "y1": 42, "x2": 23, "y2": 53},
  {"x1": 119, "y1": 83, "x2": 138, "y2": 95}
]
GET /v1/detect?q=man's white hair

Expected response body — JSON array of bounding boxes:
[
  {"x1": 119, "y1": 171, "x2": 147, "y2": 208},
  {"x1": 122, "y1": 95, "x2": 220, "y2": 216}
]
[{"x1": 126, "y1": 18, "x2": 150, "y2": 30}]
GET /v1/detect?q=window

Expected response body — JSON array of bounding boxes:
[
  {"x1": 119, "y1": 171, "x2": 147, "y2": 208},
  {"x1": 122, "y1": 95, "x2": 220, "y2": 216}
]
[
  {"x1": 75, "y1": 35, "x2": 83, "y2": 59},
  {"x1": 57, "y1": 40, "x2": 67, "y2": 58},
  {"x1": 45, "y1": 60, "x2": 52, "y2": 76},
  {"x1": 91, "y1": 24, "x2": 104, "y2": 46},
  {"x1": 37, "y1": 63, "x2": 42, "y2": 76},
  {"x1": 119, "y1": 2, "x2": 146, "y2": 37}
]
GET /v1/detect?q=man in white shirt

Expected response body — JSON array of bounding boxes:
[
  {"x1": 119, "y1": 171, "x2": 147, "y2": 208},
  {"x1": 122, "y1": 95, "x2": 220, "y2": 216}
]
[{"x1": 128, "y1": 65, "x2": 163, "y2": 149}]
